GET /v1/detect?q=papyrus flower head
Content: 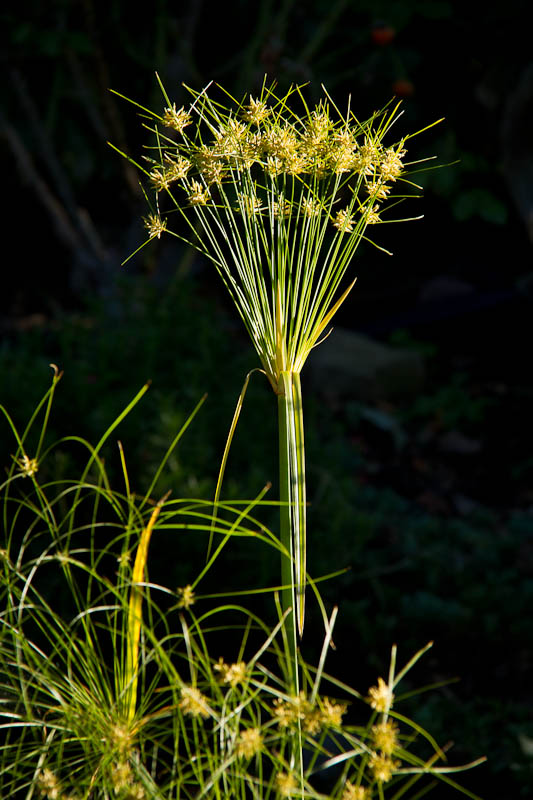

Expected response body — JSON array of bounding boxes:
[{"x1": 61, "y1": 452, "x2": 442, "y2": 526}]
[
  {"x1": 333, "y1": 208, "x2": 355, "y2": 233},
  {"x1": 342, "y1": 782, "x2": 370, "y2": 800},
  {"x1": 369, "y1": 752, "x2": 401, "y2": 783},
  {"x1": 319, "y1": 696, "x2": 348, "y2": 727},
  {"x1": 165, "y1": 155, "x2": 191, "y2": 181},
  {"x1": 276, "y1": 772, "x2": 297, "y2": 797},
  {"x1": 242, "y1": 96, "x2": 270, "y2": 125},
  {"x1": 187, "y1": 180, "x2": 210, "y2": 206},
  {"x1": 143, "y1": 213, "x2": 167, "y2": 239},
  {"x1": 214, "y1": 658, "x2": 247, "y2": 687},
  {"x1": 163, "y1": 104, "x2": 192, "y2": 132},
  {"x1": 16, "y1": 453, "x2": 38, "y2": 478},
  {"x1": 371, "y1": 719, "x2": 399, "y2": 754},
  {"x1": 364, "y1": 204, "x2": 381, "y2": 225},
  {"x1": 301, "y1": 197, "x2": 321, "y2": 217},
  {"x1": 179, "y1": 686, "x2": 210, "y2": 718},
  {"x1": 236, "y1": 727, "x2": 263, "y2": 758},
  {"x1": 380, "y1": 144, "x2": 406, "y2": 181},
  {"x1": 176, "y1": 584, "x2": 195, "y2": 609},
  {"x1": 36, "y1": 769, "x2": 61, "y2": 799},
  {"x1": 367, "y1": 676, "x2": 394, "y2": 712}
]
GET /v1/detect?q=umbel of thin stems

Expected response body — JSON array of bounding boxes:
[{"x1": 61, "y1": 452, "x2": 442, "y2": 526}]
[{"x1": 112, "y1": 78, "x2": 440, "y2": 649}]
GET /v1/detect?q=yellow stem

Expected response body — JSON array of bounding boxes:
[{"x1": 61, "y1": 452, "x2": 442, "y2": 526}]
[{"x1": 125, "y1": 493, "x2": 169, "y2": 722}]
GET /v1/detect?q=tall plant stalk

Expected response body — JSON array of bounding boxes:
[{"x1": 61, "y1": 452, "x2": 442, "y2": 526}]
[
  {"x1": 113, "y1": 79, "x2": 440, "y2": 665},
  {"x1": 278, "y1": 370, "x2": 305, "y2": 677}
]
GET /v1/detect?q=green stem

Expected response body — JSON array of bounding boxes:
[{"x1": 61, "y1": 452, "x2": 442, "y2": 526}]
[{"x1": 277, "y1": 370, "x2": 306, "y2": 691}]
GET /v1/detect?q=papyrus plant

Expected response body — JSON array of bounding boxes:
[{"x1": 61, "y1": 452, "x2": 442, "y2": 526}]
[{"x1": 112, "y1": 79, "x2": 440, "y2": 655}]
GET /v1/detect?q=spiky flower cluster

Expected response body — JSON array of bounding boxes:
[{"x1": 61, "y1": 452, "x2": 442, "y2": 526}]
[
  {"x1": 272, "y1": 691, "x2": 347, "y2": 735},
  {"x1": 162, "y1": 103, "x2": 192, "y2": 132},
  {"x1": 368, "y1": 751, "x2": 401, "y2": 783},
  {"x1": 235, "y1": 727, "x2": 263, "y2": 759},
  {"x1": 276, "y1": 772, "x2": 297, "y2": 797},
  {"x1": 342, "y1": 782, "x2": 370, "y2": 800},
  {"x1": 15, "y1": 453, "x2": 39, "y2": 477},
  {"x1": 214, "y1": 658, "x2": 247, "y2": 687},
  {"x1": 176, "y1": 584, "x2": 195, "y2": 609},
  {"x1": 371, "y1": 719, "x2": 399, "y2": 755},
  {"x1": 143, "y1": 213, "x2": 167, "y2": 239},
  {"x1": 37, "y1": 769, "x2": 62, "y2": 799},
  {"x1": 367, "y1": 676, "x2": 394, "y2": 712},
  {"x1": 109, "y1": 762, "x2": 146, "y2": 799},
  {"x1": 179, "y1": 685, "x2": 211, "y2": 718},
  {"x1": 141, "y1": 82, "x2": 418, "y2": 239}
]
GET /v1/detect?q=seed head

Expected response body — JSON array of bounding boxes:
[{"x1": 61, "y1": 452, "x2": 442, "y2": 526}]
[
  {"x1": 37, "y1": 769, "x2": 61, "y2": 799},
  {"x1": 272, "y1": 691, "x2": 336, "y2": 734},
  {"x1": 371, "y1": 720, "x2": 399, "y2": 755},
  {"x1": 187, "y1": 180, "x2": 210, "y2": 206},
  {"x1": 276, "y1": 772, "x2": 297, "y2": 797},
  {"x1": 333, "y1": 208, "x2": 355, "y2": 233},
  {"x1": 236, "y1": 727, "x2": 263, "y2": 758},
  {"x1": 263, "y1": 125, "x2": 299, "y2": 163},
  {"x1": 367, "y1": 677, "x2": 394, "y2": 712},
  {"x1": 353, "y1": 141, "x2": 380, "y2": 176},
  {"x1": 149, "y1": 168, "x2": 172, "y2": 193},
  {"x1": 303, "y1": 108, "x2": 331, "y2": 152},
  {"x1": 110, "y1": 761, "x2": 132, "y2": 793},
  {"x1": 214, "y1": 119, "x2": 249, "y2": 163},
  {"x1": 380, "y1": 146, "x2": 406, "y2": 181},
  {"x1": 368, "y1": 752, "x2": 400, "y2": 783},
  {"x1": 364, "y1": 204, "x2": 381, "y2": 225},
  {"x1": 143, "y1": 213, "x2": 167, "y2": 239},
  {"x1": 272, "y1": 692, "x2": 306, "y2": 728},
  {"x1": 128, "y1": 785, "x2": 146, "y2": 800},
  {"x1": 265, "y1": 156, "x2": 284, "y2": 177},
  {"x1": 301, "y1": 197, "x2": 321, "y2": 217},
  {"x1": 16, "y1": 453, "x2": 38, "y2": 478},
  {"x1": 214, "y1": 658, "x2": 247, "y2": 687},
  {"x1": 165, "y1": 155, "x2": 191, "y2": 181},
  {"x1": 108, "y1": 721, "x2": 133, "y2": 756},
  {"x1": 194, "y1": 145, "x2": 225, "y2": 184},
  {"x1": 163, "y1": 104, "x2": 192, "y2": 132},
  {"x1": 342, "y1": 781, "x2": 370, "y2": 800},
  {"x1": 273, "y1": 199, "x2": 292, "y2": 219},
  {"x1": 179, "y1": 685, "x2": 210, "y2": 718},
  {"x1": 330, "y1": 143, "x2": 356, "y2": 173},
  {"x1": 319, "y1": 696, "x2": 348, "y2": 727},
  {"x1": 366, "y1": 180, "x2": 391, "y2": 201},
  {"x1": 176, "y1": 584, "x2": 195, "y2": 609},
  {"x1": 239, "y1": 193, "x2": 264, "y2": 216},
  {"x1": 242, "y1": 96, "x2": 270, "y2": 125}
]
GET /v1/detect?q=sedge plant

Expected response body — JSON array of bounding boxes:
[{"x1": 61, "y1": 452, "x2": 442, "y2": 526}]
[
  {"x1": 0, "y1": 373, "x2": 485, "y2": 799},
  {"x1": 111, "y1": 79, "x2": 441, "y2": 676}
]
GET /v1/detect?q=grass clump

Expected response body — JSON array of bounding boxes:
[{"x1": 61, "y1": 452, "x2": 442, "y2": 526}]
[{"x1": 0, "y1": 373, "x2": 485, "y2": 798}]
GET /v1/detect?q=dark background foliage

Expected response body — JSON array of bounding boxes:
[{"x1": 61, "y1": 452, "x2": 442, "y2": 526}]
[{"x1": 1, "y1": 1, "x2": 533, "y2": 797}]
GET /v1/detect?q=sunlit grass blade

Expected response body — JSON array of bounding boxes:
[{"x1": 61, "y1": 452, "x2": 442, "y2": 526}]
[{"x1": 125, "y1": 493, "x2": 169, "y2": 722}]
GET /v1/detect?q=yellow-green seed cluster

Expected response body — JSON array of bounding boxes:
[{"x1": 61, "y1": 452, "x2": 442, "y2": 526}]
[
  {"x1": 272, "y1": 690, "x2": 347, "y2": 735},
  {"x1": 144, "y1": 83, "x2": 409, "y2": 238}
]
